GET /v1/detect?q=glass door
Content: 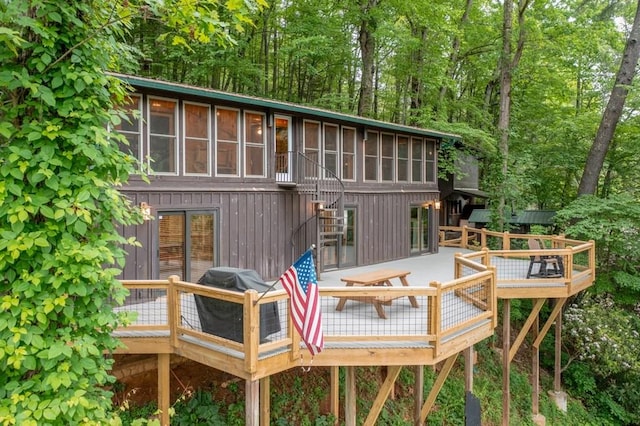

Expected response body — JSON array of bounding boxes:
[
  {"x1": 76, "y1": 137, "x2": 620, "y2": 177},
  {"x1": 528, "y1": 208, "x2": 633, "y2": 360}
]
[
  {"x1": 323, "y1": 207, "x2": 357, "y2": 269},
  {"x1": 410, "y1": 205, "x2": 430, "y2": 255},
  {"x1": 158, "y1": 211, "x2": 217, "y2": 282},
  {"x1": 275, "y1": 116, "x2": 292, "y2": 182}
]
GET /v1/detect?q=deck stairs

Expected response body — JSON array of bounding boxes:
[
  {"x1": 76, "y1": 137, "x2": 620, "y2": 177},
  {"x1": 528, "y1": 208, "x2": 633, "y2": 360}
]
[{"x1": 276, "y1": 151, "x2": 344, "y2": 266}]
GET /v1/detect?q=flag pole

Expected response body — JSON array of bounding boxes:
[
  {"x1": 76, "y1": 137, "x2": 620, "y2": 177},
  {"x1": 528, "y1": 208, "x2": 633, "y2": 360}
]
[{"x1": 253, "y1": 244, "x2": 316, "y2": 306}]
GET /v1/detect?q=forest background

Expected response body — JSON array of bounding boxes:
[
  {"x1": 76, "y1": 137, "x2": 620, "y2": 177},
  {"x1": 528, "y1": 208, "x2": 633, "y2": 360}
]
[
  {"x1": 2, "y1": 0, "x2": 640, "y2": 424},
  {"x1": 125, "y1": 0, "x2": 640, "y2": 423}
]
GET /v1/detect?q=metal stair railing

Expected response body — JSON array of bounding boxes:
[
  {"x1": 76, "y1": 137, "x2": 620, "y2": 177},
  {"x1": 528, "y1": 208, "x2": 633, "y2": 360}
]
[{"x1": 283, "y1": 151, "x2": 345, "y2": 271}]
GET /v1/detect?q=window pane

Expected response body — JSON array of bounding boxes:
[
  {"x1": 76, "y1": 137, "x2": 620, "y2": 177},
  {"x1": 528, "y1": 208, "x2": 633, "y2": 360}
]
[
  {"x1": 304, "y1": 121, "x2": 320, "y2": 176},
  {"x1": 149, "y1": 98, "x2": 177, "y2": 174},
  {"x1": 246, "y1": 145, "x2": 264, "y2": 176},
  {"x1": 364, "y1": 132, "x2": 378, "y2": 181},
  {"x1": 185, "y1": 103, "x2": 210, "y2": 175},
  {"x1": 381, "y1": 133, "x2": 394, "y2": 181},
  {"x1": 245, "y1": 112, "x2": 264, "y2": 145},
  {"x1": 425, "y1": 139, "x2": 436, "y2": 182},
  {"x1": 185, "y1": 139, "x2": 209, "y2": 174},
  {"x1": 159, "y1": 214, "x2": 185, "y2": 280},
  {"x1": 150, "y1": 136, "x2": 176, "y2": 173},
  {"x1": 190, "y1": 214, "x2": 215, "y2": 282},
  {"x1": 397, "y1": 136, "x2": 409, "y2": 182},
  {"x1": 217, "y1": 109, "x2": 238, "y2": 140},
  {"x1": 325, "y1": 124, "x2": 338, "y2": 151},
  {"x1": 216, "y1": 108, "x2": 239, "y2": 175},
  {"x1": 412, "y1": 138, "x2": 423, "y2": 182},
  {"x1": 324, "y1": 124, "x2": 339, "y2": 177},
  {"x1": 217, "y1": 141, "x2": 238, "y2": 174},
  {"x1": 342, "y1": 127, "x2": 355, "y2": 180},
  {"x1": 245, "y1": 112, "x2": 265, "y2": 177}
]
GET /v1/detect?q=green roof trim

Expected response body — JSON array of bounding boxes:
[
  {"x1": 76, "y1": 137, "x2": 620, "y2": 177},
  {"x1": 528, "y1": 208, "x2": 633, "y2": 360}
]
[
  {"x1": 468, "y1": 209, "x2": 556, "y2": 225},
  {"x1": 111, "y1": 73, "x2": 461, "y2": 141}
]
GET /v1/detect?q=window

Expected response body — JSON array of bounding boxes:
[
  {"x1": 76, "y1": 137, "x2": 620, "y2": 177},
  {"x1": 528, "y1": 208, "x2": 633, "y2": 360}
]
[
  {"x1": 364, "y1": 131, "x2": 379, "y2": 181},
  {"x1": 158, "y1": 211, "x2": 217, "y2": 282},
  {"x1": 397, "y1": 136, "x2": 409, "y2": 182},
  {"x1": 324, "y1": 123, "x2": 339, "y2": 177},
  {"x1": 342, "y1": 127, "x2": 356, "y2": 181},
  {"x1": 411, "y1": 137, "x2": 423, "y2": 182},
  {"x1": 425, "y1": 139, "x2": 436, "y2": 183},
  {"x1": 114, "y1": 95, "x2": 142, "y2": 165},
  {"x1": 148, "y1": 97, "x2": 178, "y2": 174},
  {"x1": 304, "y1": 120, "x2": 320, "y2": 177},
  {"x1": 184, "y1": 102, "x2": 211, "y2": 175},
  {"x1": 244, "y1": 111, "x2": 266, "y2": 177},
  {"x1": 216, "y1": 107, "x2": 239, "y2": 176},
  {"x1": 381, "y1": 133, "x2": 394, "y2": 182}
]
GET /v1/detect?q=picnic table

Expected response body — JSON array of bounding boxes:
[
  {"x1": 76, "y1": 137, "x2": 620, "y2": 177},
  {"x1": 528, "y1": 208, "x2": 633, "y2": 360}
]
[{"x1": 335, "y1": 269, "x2": 419, "y2": 319}]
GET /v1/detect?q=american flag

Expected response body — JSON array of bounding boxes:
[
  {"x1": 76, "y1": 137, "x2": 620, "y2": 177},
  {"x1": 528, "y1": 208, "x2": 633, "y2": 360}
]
[{"x1": 279, "y1": 250, "x2": 324, "y2": 356}]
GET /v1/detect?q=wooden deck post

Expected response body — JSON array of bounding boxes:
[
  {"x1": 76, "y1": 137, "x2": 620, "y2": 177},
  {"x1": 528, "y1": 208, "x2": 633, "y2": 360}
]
[
  {"x1": 330, "y1": 366, "x2": 340, "y2": 425},
  {"x1": 345, "y1": 366, "x2": 356, "y2": 426},
  {"x1": 502, "y1": 300, "x2": 510, "y2": 426},
  {"x1": 246, "y1": 379, "x2": 259, "y2": 426},
  {"x1": 414, "y1": 365, "x2": 424, "y2": 426},
  {"x1": 464, "y1": 346, "x2": 474, "y2": 393},
  {"x1": 555, "y1": 301, "x2": 562, "y2": 392},
  {"x1": 532, "y1": 315, "x2": 540, "y2": 416},
  {"x1": 259, "y1": 376, "x2": 270, "y2": 426},
  {"x1": 157, "y1": 353, "x2": 170, "y2": 426}
]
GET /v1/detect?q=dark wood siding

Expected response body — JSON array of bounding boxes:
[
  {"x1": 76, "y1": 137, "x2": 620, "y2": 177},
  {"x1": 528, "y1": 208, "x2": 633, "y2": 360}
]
[{"x1": 119, "y1": 189, "x2": 438, "y2": 282}]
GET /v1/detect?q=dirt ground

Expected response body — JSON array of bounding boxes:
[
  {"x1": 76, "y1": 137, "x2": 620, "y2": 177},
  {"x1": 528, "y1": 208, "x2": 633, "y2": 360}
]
[{"x1": 110, "y1": 355, "x2": 241, "y2": 409}]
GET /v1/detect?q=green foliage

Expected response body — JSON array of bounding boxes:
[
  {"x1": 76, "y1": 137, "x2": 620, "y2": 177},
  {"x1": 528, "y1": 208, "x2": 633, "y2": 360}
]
[
  {"x1": 554, "y1": 193, "x2": 640, "y2": 305},
  {"x1": 563, "y1": 296, "x2": 640, "y2": 424},
  {"x1": 0, "y1": 1, "x2": 263, "y2": 424},
  {"x1": 0, "y1": 1, "x2": 142, "y2": 424}
]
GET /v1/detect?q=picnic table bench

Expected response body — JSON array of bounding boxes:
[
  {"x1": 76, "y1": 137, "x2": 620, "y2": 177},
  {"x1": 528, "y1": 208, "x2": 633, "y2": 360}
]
[{"x1": 335, "y1": 269, "x2": 419, "y2": 319}]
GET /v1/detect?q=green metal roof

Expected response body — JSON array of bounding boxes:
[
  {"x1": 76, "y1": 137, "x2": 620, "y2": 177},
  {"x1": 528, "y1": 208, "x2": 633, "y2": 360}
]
[
  {"x1": 468, "y1": 209, "x2": 556, "y2": 225},
  {"x1": 111, "y1": 73, "x2": 461, "y2": 141}
]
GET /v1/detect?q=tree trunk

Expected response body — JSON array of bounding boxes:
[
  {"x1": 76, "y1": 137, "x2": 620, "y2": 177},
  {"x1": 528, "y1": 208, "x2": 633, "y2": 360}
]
[
  {"x1": 496, "y1": 0, "x2": 530, "y2": 230},
  {"x1": 578, "y1": 0, "x2": 640, "y2": 196},
  {"x1": 357, "y1": 0, "x2": 378, "y2": 118},
  {"x1": 496, "y1": 0, "x2": 514, "y2": 230}
]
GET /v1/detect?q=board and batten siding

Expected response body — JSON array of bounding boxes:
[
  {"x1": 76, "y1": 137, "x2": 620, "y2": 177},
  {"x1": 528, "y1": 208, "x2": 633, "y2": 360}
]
[{"x1": 119, "y1": 189, "x2": 438, "y2": 283}]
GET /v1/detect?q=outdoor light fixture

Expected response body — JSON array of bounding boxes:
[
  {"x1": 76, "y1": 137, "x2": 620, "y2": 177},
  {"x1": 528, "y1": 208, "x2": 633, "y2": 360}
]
[
  {"x1": 140, "y1": 202, "x2": 152, "y2": 221},
  {"x1": 434, "y1": 201, "x2": 441, "y2": 210}
]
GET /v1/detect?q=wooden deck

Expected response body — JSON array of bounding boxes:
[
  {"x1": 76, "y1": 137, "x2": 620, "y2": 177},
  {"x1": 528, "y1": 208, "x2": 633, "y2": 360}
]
[{"x1": 113, "y1": 231, "x2": 595, "y2": 425}]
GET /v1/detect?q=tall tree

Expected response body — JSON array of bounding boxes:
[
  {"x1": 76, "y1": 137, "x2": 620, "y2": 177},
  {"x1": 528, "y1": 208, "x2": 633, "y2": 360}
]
[
  {"x1": 496, "y1": 0, "x2": 529, "y2": 229},
  {"x1": 0, "y1": 1, "x2": 262, "y2": 423},
  {"x1": 578, "y1": 0, "x2": 640, "y2": 195}
]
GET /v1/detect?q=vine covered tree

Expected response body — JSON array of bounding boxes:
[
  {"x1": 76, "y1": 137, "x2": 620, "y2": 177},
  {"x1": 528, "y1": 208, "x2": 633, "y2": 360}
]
[{"x1": 0, "y1": 0, "x2": 263, "y2": 424}]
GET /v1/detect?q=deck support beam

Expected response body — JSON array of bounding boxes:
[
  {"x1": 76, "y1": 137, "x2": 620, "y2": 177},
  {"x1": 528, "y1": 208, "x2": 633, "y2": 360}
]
[
  {"x1": 158, "y1": 353, "x2": 170, "y2": 426},
  {"x1": 464, "y1": 346, "x2": 474, "y2": 393},
  {"x1": 414, "y1": 366, "x2": 424, "y2": 426},
  {"x1": 419, "y1": 354, "x2": 457, "y2": 422},
  {"x1": 345, "y1": 366, "x2": 356, "y2": 426},
  {"x1": 502, "y1": 300, "x2": 510, "y2": 426},
  {"x1": 246, "y1": 379, "x2": 259, "y2": 426},
  {"x1": 259, "y1": 376, "x2": 270, "y2": 426},
  {"x1": 509, "y1": 298, "x2": 545, "y2": 362},
  {"x1": 330, "y1": 366, "x2": 339, "y2": 425},
  {"x1": 363, "y1": 366, "x2": 402, "y2": 425}
]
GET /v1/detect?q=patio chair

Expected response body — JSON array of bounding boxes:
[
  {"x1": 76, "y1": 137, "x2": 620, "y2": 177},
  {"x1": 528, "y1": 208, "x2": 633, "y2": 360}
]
[{"x1": 526, "y1": 238, "x2": 561, "y2": 278}]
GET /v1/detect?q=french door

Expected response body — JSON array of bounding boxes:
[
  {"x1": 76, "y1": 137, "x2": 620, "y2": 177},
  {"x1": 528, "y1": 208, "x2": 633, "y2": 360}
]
[
  {"x1": 157, "y1": 211, "x2": 217, "y2": 282},
  {"x1": 275, "y1": 116, "x2": 292, "y2": 182},
  {"x1": 410, "y1": 205, "x2": 431, "y2": 255},
  {"x1": 323, "y1": 207, "x2": 357, "y2": 269}
]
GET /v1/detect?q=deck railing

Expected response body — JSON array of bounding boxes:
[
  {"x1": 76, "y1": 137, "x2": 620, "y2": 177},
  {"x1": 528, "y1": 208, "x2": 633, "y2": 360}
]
[
  {"x1": 442, "y1": 226, "x2": 596, "y2": 298},
  {"x1": 116, "y1": 255, "x2": 495, "y2": 378}
]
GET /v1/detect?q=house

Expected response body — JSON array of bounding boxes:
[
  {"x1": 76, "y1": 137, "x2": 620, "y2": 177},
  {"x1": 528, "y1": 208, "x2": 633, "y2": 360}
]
[
  {"x1": 437, "y1": 151, "x2": 488, "y2": 227},
  {"x1": 467, "y1": 209, "x2": 556, "y2": 233},
  {"x1": 112, "y1": 74, "x2": 461, "y2": 282}
]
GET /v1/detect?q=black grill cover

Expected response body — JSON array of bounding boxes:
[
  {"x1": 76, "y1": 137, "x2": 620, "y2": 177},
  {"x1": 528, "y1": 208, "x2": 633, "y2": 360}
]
[{"x1": 195, "y1": 267, "x2": 281, "y2": 343}]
